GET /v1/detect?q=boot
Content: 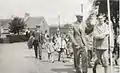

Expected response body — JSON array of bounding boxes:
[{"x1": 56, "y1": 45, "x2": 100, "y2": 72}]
[
  {"x1": 93, "y1": 68, "x2": 96, "y2": 73},
  {"x1": 83, "y1": 72, "x2": 87, "y2": 73},
  {"x1": 39, "y1": 56, "x2": 42, "y2": 60},
  {"x1": 76, "y1": 70, "x2": 81, "y2": 73},
  {"x1": 76, "y1": 67, "x2": 81, "y2": 73},
  {"x1": 104, "y1": 66, "x2": 108, "y2": 73}
]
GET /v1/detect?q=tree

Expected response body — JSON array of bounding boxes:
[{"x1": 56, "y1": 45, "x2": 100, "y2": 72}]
[{"x1": 9, "y1": 17, "x2": 26, "y2": 35}]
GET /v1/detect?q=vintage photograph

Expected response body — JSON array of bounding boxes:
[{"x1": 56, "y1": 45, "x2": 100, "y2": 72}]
[{"x1": 0, "y1": 0, "x2": 119, "y2": 73}]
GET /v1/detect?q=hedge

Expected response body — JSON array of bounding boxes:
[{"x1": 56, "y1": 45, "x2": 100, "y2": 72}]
[
  {"x1": 0, "y1": 38, "x2": 3, "y2": 43},
  {"x1": 6, "y1": 34, "x2": 28, "y2": 43}
]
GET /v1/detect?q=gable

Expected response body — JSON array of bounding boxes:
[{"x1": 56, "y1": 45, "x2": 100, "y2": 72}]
[
  {"x1": 25, "y1": 17, "x2": 45, "y2": 28},
  {"x1": 25, "y1": 17, "x2": 49, "y2": 34}
]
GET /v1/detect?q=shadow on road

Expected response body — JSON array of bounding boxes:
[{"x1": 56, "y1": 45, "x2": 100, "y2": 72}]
[
  {"x1": 64, "y1": 64, "x2": 73, "y2": 67},
  {"x1": 41, "y1": 60, "x2": 49, "y2": 62},
  {"x1": 51, "y1": 68, "x2": 75, "y2": 73},
  {"x1": 24, "y1": 56, "x2": 36, "y2": 59}
]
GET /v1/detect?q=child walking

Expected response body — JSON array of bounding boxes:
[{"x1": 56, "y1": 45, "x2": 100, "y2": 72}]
[{"x1": 45, "y1": 37, "x2": 55, "y2": 63}]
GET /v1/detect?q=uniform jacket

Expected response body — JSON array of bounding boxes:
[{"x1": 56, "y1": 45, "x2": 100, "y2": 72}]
[
  {"x1": 34, "y1": 30, "x2": 43, "y2": 44},
  {"x1": 68, "y1": 23, "x2": 86, "y2": 48}
]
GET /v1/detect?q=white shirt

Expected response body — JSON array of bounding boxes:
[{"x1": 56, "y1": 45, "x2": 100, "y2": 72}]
[{"x1": 60, "y1": 39, "x2": 67, "y2": 48}]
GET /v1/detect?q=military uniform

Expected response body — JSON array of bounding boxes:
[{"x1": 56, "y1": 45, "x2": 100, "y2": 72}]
[
  {"x1": 33, "y1": 30, "x2": 42, "y2": 60},
  {"x1": 69, "y1": 23, "x2": 88, "y2": 73}
]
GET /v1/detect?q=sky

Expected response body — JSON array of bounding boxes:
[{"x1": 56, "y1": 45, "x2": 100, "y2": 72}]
[{"x1": 0, "y1": 0, "x2": 92, "y2": 25}]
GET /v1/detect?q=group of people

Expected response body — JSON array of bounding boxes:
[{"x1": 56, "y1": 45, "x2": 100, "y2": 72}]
[
  {"x1": 27, "y1": 13, "x2": 119, "y2": 73},
  {"x1": 42, "y1": 32, "x2": 72, "y2": 63},
  {"x1": 27, "y1": 26, "x2": 73, "y2": 63}
]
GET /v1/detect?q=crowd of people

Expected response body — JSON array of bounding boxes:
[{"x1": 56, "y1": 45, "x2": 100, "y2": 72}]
[
  {"x1": 28, "y1": 30, "x2": 73, "y2": 62},
  {"x1": 27, "y1": 14, "x2": 119, "y2": 73}
]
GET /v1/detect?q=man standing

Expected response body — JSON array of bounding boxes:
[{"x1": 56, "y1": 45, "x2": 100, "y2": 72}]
[
  {"x1": 34, "y1": 25, "x2": 42, "y2": 60},
  {"x1": 68, "y1": 15, "x2": 88, "y2": 73},
  {"x1": 93, "y1": 14, "x2": 114, "y2": 73},
  {"x1": 26, "y1": 28, "x2": 31, "y2": 40}
]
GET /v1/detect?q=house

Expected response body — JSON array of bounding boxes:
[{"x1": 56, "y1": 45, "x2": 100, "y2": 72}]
[
  {"x1": 0, "y1": 16, "x2": 49, "y2": 38},
  {"x1": 0, "y1": 19, "x2": 11, "y2": 34},
  {"x1": 0, "y1": 16, "x2": 49, "y2": 34},
  {"x1": 49, "y1": 15, "x2": 84, "y2": 35},
  {"x1": 0, "y1": 19, "x2": 11, "y2": 40},
  {"x1": 49, "y1": 26, "x2": 69, "y2": 35},
  {"x1": 25, "y1": 16, "x2": 49, "y2": 34}
]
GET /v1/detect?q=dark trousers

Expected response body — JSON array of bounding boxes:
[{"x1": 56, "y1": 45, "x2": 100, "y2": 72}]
[
  {"x1": 33, "y1": 43, "x2": 42, "y2": 59},
  {"x1": 38, "y1": 43, "x2": 42, "y2": 60},
  {"x1": 88, "y1": 50, "x2": 93, "y2": 67},
  {"x1": 34, "y1": 45, "x2": 38, "y2": 58},
  {"x1": 58, "y1": 51, "x2": 61, "y2": 61},
  {"x1": 73, "y1": 47, "x2": 88, "y2": 73},
  {"x1": 58, "y1": 48, "x2": 64, "y2": 61}
]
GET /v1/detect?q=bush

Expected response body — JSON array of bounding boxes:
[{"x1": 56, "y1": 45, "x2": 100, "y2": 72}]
[
  {"x1": 6, "y1": 34, "x2": 28, "y2": 43},
  {"x1": 0, "y1": 38, "x2": 3, "y2": 43}
]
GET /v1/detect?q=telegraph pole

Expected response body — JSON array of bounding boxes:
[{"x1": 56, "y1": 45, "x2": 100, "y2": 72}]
[
  {"x1": 107, "y1": 0, "x2": 113, "y2": 73},
  {"x1": 81, "y1": 4, "x2": 83, "y2": 13},
  {"x1": 57, "y1": 14, "x2": 60, "y2": 34},
  {"x1": 58, "y1": 15, "x2": 60, "y2": 29}
]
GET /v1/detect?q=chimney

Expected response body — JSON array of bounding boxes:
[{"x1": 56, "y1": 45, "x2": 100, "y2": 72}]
[{"x1": 81, "y1": 4, "x2": 83, "y2": 13}]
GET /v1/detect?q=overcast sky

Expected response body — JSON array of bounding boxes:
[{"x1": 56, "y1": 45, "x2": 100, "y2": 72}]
[{"x1": 0, "y1": 0, "x2": 92, "y2": 25}]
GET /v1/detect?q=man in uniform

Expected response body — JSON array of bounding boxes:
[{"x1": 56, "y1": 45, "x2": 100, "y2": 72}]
[
  {"x1": 68, "y1": 15, "x2": 88, "y2": 73},
  {"x1": 34, "y1": 25, "x2": 42, "y2": 60}
]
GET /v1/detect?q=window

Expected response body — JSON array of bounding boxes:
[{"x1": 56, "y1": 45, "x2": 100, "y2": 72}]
[{"x1": 42, "y1": 21, "x2": 44, "y2": 23}]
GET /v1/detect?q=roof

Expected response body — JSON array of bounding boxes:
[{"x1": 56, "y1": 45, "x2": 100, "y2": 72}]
[
  {"x1": 49, "y1": 26, "x2": 69, "y2": 34},
  {"x1": 25, "y1": 17, "x2": 45, "y2": 28}
]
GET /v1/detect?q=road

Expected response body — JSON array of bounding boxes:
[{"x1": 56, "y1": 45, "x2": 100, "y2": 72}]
[{"x1": 0, "y1": 42, "x2": 119, "y2": 73}]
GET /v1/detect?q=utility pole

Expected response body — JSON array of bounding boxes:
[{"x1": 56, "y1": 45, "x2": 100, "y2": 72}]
[
  {"x1": 57, "y1": 14, "x2": 60, "y2": 33},
  {"x1": 107, "y1": 0, "x2": 113, "y2": 73},
  {"x1": 81, "y1": 4, "x2": 83, "y2": 13},
  {"x1": 58, "y1": 15, "x2": 60, "y2": 29}
]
